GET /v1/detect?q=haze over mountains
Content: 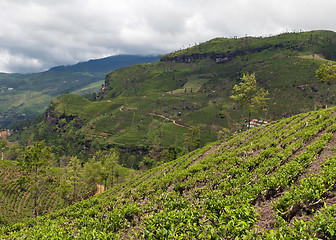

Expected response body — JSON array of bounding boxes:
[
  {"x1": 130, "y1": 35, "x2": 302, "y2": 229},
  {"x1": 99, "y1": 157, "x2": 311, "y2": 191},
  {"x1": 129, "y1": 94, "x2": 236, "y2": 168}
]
[{"x1": 0, "y1": 54, "x2": 161, "y2": 127}]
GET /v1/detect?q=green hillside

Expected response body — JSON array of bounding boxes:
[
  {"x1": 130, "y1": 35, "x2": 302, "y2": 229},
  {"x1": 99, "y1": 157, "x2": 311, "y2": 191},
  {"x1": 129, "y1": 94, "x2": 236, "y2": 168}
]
[
  {"x1": 28, "y1": 30, "x2": 336, "y2": 162},
  {"x1": 2, "y1": 106, "x2": 336, "y2": 238},
  {"x1": 0, "y1": 141, "x2": 137, "y2": 226},
  {"x1": 0, "y1": 55, "x2": 160, "y2": 128},
  {"x1": 0, "y1": 159, "x2": 92, "y2": 225}
]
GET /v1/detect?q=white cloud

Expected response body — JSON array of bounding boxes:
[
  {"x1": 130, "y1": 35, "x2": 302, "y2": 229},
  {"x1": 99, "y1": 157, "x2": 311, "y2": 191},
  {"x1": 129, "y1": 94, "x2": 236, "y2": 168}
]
[{"x1": 0, "y1": 0, "x2": 335, "y2": 73}]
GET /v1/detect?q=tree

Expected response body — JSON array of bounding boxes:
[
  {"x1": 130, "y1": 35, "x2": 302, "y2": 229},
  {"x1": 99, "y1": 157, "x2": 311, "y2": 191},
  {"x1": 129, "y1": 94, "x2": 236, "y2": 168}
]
[
  {"x1": 66, "y1": 156, "x2": 82, "y2": 202},
  {"x1": 18, "y1": 141, "x2": 51, "y2": 218},
  {"x1": 100, "y1": 150, "x2": 119, "y2": 189},
  {"x1": 316, "y1": 62, "x2": 336, "y2": 108},
  {"x1": 83, "y1": 150, "x2": 120, "y2": 192},
  {"x1": 231, "y1": 73, "x2": 269, "y2": 129},
  {"x1": 0, "y1": 139, "x2": 7, "y2": 160},
  {"x1": 83, "y1": 158, "x2": 100, "y2": 192},
  {"x1": 184, "y1": 126, "x2": 201, "y2": 152},
  {"x1": 218, "y1": 127, "x2": 231, "y2": 140}
]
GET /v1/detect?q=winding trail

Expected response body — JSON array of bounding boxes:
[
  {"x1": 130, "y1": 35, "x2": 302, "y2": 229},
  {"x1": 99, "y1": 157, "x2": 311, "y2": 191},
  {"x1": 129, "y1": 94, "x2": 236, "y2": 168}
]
[
  {"x1": 118, "y1": 104, "x2": 187, "y2": 128},
  {"x1": 149, "y1": 113, "x2": 187, "y2": 128}
]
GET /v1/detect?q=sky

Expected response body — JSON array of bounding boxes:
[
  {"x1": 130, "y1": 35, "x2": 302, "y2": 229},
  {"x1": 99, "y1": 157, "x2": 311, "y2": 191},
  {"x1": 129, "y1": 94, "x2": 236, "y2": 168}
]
[{"x1": 0, "y1": 0, "x2": 336, "y2": 73}]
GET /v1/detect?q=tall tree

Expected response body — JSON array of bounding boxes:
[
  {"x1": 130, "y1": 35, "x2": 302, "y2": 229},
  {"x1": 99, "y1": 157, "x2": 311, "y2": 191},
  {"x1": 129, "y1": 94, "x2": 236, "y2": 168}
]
[
  {"x1": 67, "y1": 156, "x2": 82, "y2": 202},
  {"x1": 184, "y1": 126, "x2": 201, "y2": 152},
  {"x1": 83, "y1": 150, "x2": 119, "y2": 193},
  {"x1": 83, "y1": 157, "x2": 100, "y2": 192},
  {"x1": 0, "y1": 139, "x2": 7, "y2": 160},
  {"x1": 316, "y1": 62, "x2": 336, "y2": 108},
  {"x1": 18, "y1": 141, "x2": 51, "y2": 218},
  {"x1": 100, "y1": 150, "x2": 119, "y2": 189},
  {"x1": 231, "y1": 73, "x2": 269, "y2": 129}
]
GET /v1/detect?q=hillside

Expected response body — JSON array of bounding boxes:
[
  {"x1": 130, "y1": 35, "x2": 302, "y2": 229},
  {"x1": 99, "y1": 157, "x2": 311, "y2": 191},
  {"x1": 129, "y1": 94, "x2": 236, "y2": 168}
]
[
  {"x1": 0, "y1": 55, "x2": 160, "y2": 128},
  {"x1": 0, "y1": 159, "x2": 92, "y2": 225},
  {"x1": 2, "y1": 106, "x2": 336, "y2": 238},
  {"x1": 30, "y1": 30, "x2": 336, "y2": 161}
]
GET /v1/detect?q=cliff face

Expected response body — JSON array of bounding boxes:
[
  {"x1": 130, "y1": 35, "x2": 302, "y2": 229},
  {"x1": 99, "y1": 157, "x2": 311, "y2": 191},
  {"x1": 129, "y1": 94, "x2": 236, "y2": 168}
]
[
  {"x1": 45, "y1": 107, "x2": 83, "y2": 130},
  {"x1": 160, "y1": 52, "x2": 247, "y2": 64},
  {"x1": 160, "y1": 43, "x2": 298, "y2": 64}
]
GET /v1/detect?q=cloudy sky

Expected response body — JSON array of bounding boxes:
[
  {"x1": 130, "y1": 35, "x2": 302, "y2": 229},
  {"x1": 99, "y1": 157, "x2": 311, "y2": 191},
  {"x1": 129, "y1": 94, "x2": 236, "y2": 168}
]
[{"x1": 0, "y1": 0, "x2": 335, "y2": 73}]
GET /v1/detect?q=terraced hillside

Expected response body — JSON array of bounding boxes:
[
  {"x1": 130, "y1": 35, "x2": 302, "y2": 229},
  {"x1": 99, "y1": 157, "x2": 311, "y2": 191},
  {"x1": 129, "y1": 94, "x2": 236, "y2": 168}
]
[
  {"x1": 0, "y1": 161, "x2": 92, "y2": 225},
  {"x1": 2, "y1": 106, "x2": 336, "y2": 239},
  {"x1": 30, "y1": 30, "x2": 336, "y2": 160}
]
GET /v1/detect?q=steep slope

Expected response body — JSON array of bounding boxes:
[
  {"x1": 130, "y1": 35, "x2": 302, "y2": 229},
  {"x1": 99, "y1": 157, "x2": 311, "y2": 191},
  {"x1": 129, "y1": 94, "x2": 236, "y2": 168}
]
[
  {"x1": 2, "y1": 107, "x2": 336, "y2": 238},
  {"x1": 35, "y1": 30, "x2": 336, "y2": 156},
  {"x1": 0, "y1": 55, "x2": 160, "y2": 127}
]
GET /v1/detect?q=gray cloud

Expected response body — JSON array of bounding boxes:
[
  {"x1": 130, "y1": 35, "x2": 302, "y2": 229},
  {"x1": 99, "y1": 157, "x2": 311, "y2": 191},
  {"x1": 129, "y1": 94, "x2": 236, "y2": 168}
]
[{"x1": 0, "y1": 0, "x2": 335, "y2": 73}]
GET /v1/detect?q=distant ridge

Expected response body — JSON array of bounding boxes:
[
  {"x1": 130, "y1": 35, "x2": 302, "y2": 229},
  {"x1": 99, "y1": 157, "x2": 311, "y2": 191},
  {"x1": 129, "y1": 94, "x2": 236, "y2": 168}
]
[
  {"x1": 0, "y1": 54, "x2": 161, "y2": 127},
  {"x1": 49, "y1": 54, "x2": 161, "y2": 73}
]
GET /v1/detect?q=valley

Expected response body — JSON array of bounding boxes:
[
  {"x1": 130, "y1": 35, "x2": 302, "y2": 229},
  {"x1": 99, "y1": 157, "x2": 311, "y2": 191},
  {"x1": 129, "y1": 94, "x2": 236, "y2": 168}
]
[
  {"x1": 1, "y1": 30, "x2": 336, "y2": 238},
  {"x1": 0, "y1": 55, "x2": 161, "y2": 128}
]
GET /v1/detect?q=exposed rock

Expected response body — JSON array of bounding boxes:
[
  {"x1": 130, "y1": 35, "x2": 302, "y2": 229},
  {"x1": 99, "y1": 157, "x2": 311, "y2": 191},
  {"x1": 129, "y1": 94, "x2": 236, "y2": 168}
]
[{"x1": 45, "y1": 108, "x2": 83, "y2": 130}]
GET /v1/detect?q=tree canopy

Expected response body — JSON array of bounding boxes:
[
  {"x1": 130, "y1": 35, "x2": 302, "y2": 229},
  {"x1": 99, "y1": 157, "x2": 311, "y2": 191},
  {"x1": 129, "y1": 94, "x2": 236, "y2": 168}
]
[
  {"x1": 316, "y1": 62, "x2": 336, "y2": 108},
  {"x1": 231, "y1": 73, "x2": 269, "y2": 128},
  {"x1": 316, "y1": 62, "x2": 336, "y2": 85}
]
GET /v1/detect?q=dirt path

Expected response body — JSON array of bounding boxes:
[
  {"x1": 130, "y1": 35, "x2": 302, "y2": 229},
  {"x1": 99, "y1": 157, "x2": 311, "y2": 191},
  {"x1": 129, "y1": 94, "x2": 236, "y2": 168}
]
[
  {"x1": 118, "y1": 103, "x2": 187, "y2": 128},
  {"x1": 149, "y1": 113, "x2": 187, "y2": 128}
]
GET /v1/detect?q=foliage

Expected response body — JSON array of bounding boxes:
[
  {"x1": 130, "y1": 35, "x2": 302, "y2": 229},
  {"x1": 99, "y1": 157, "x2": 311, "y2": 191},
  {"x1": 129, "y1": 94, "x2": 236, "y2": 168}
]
[
  {"x1": 2, "y1": 105, "x2": 336, "y2": 238},
  {"x1": 231, "y1": 73, "x2": 269, "y2": 128},
  {"x1": 183, "y1": 126, "x2": 201, "y2": 152},
  {"x1": 315, "y1": 62, "x2": 336, "y2": 84},
  {"x1": 0, "y1": 140, "x2": 7, "y2": 160},
  {"x1": 17, "y1": 141, "x2": 51, "y2": 218}
]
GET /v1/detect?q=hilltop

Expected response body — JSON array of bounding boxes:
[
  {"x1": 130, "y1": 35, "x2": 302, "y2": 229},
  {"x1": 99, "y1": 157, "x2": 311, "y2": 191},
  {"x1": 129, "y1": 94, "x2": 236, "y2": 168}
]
[
  {"x1": 2, "y1": 106, "x2": 336, "y2": 238},
  {"x1": 0, "y1": 55, "x2": 160, "y2": 128},
  {"x1": 27, "y1": 30, "x2": 336, "y2": 163}
]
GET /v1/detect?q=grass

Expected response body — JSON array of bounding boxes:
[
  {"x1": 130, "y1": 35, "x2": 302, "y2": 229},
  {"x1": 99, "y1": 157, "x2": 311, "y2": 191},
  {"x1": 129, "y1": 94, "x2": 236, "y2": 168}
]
[
  {"x1": 71, "y1": 80, "x2": 105, "y2": 95},
  {"x1": 170, "y1": 74, "x2": 210, "y2": 94}
]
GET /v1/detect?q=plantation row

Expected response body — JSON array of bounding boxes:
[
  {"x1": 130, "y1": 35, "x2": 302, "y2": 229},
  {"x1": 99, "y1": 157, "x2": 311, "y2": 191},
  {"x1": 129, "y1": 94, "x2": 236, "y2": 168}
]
[
  {"x1": 1, "y1": 107, "x2": 336, "y2": 238},
  {"x1": 0, "y1": 164, "x2": 91, "y2": 225}
]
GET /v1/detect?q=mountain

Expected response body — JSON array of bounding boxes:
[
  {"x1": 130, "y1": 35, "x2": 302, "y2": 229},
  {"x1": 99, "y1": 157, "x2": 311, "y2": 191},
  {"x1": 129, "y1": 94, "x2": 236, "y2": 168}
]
[
  {"x1": 49, "y1": 55, "x2": 162, "y2": 73},
  {"x1": 29, "y1": 30, "x2": 336, "y2": 162},
  {"x1": 0, "y1": 55, "x2": 161, "y2": 127},
  {"x1": 2, "y1": 106, "x2": 336, "y2": 238}
]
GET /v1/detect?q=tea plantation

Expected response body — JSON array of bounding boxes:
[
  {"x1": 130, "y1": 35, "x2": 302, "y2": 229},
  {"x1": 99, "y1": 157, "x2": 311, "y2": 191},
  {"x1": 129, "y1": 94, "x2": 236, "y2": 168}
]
[{"x1": 2, "y1": 106, "x2": 336, "y2": 239}]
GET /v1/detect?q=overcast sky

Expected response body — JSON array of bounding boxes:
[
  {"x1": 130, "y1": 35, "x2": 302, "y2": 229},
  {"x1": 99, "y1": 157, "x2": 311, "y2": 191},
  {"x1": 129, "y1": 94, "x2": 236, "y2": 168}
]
[{"x1": 0, "y1": 0, "x2": 335, "y2": 73}]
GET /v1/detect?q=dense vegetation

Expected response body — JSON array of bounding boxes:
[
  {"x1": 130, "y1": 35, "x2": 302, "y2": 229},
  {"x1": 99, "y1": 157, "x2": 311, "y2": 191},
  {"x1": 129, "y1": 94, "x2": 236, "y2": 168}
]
[
  {"x1": 2, "y1": 105, "x2": 336, "y2": 238},
  {"x1": 0, "y1": 141, "x2": 137, "y2": 226},
  {"x1": 24, "y1": 30, "x2": 336, "y2": 165},
  {"x1": 0, "y1": 55, "x2": 160, "y2": 127}
]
